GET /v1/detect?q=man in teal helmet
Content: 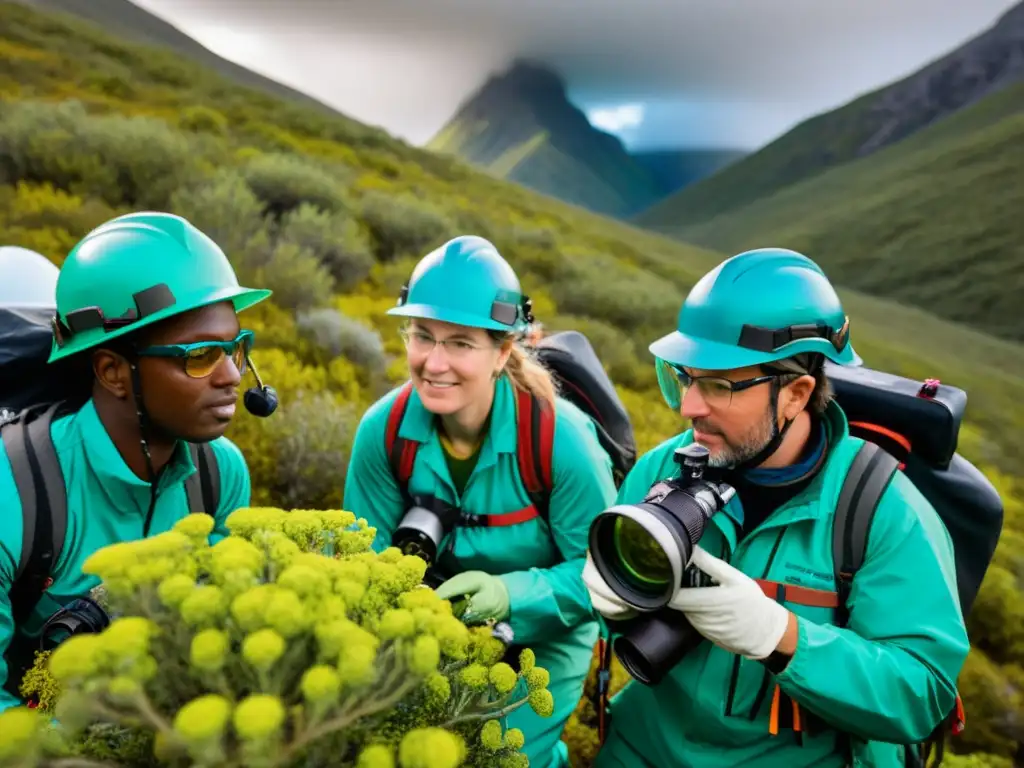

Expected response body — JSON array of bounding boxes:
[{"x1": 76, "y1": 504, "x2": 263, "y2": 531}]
[
  {"x1": 0, "y1": 212, "x2": 275, "y2": 712},
  {"x1": 585, "y1": 248, "x2": 968, "y2": 767},
  {"x1": 346, "y1": 235, "x2": 617, "y2": 768}
]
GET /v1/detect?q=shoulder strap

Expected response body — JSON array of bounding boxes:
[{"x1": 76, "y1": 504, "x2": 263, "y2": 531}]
[
  {"x1": 185, "y1": 442, "x2": 221, "y2": 515},
  {"x1": 385, "y1": 381, "x2": 418, "y2": 504},
  {"x1": 514, "y1": 388, "x2": 555, "y2": 523},
  {"x1": 2, "y1": 404, "x2": 68, "y2": 626},
  {"x1": 833, "y1": 440, "x2": 900, "y2": 628}
]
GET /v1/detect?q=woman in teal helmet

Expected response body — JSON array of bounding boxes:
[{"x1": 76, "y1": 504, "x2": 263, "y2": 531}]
[{"x1": 343, "y1": 235, "x2": 618, "y2": 768}]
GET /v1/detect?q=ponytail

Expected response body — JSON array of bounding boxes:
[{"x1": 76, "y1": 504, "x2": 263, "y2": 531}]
[{"x1": 491, "y1": 332, "x2": 557, "y2": 409}]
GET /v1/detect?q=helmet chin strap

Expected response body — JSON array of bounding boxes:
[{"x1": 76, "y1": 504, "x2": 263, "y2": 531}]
[
  {"x1": 730, "y1": 378, "x2": 795, "y2": 473},
  {"x1": 128, "y1": 360, "x2": 161, "y2": 538}
]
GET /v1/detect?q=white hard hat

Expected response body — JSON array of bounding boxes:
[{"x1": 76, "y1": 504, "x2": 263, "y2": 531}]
[{"x1": 0, "y1": 246, "x2": 60, "y2": 308}]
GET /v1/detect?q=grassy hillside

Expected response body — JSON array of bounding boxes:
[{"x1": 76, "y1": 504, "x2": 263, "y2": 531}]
[
  {"x1": 641, "y1": 82, "x2": 1024, "y2": 343},
  {"x1": 13, "y1": 0, "x2": 347, "y2": 117},
  {"x1": 426, "y1": 62, "x2": 665, "y2": 218},
  {"x1": 2, "y1": 2, "x2": 1024, "y2": 763},
  {"x1": 633, "y1": 1, "x2": 1024, "y2": 231}
]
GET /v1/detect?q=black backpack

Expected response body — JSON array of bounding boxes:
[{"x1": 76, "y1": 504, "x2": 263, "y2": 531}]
[
  {"x1": 0, "y1": 305, "x2": 221, "y2": 700},
  {"x1": 533, "y1": 330, "x2": 637, "y2": 488}
]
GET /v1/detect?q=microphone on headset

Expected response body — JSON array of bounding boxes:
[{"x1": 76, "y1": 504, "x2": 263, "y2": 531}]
[{"x1": 243, "y1": 356, "x2": 279, "y2": 417}]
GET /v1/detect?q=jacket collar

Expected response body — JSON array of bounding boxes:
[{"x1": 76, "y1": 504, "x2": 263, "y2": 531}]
[
  {"x1": 73, "y1": 398, "x2": 197, "y2": 493},
  {"x1": 397, "y1": 376, "x2": 519, "y2": 496},
  {"x1": 730, "y1": 401, "x2": 855, "y2": 535}
]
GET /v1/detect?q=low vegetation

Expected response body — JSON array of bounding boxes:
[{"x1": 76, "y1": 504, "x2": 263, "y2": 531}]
[{"x1": 2, "y1": 2, "x2": 1024, "y2": 763}]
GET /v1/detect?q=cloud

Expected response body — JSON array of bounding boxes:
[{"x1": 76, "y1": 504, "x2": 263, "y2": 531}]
[
  {"x1": 132, "y1": 0, "x2": 1019, "y2": 149},
  {"x1": 587, "y1": 104, "x2": 645, "y2": 133}
]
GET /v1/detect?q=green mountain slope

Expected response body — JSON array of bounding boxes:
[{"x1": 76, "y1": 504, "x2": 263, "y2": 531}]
[
  {"x1": 645, "y1": 82, "x2": 1024, "y2": 342},
  {"x1": 12, "y1": 0, "x2": 348, "y2": 118},
  {"x1": 2, "y1": 3, "x2": 1024, "y2": 762},
  {"x1": 426, "y1": 60, "x2": 666, "y2": 218},
  {"x1": 635, "y1": 0, "x2": 1024, "y2": 229}
]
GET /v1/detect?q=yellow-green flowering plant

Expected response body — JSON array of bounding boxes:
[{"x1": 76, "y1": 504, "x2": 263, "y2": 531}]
[{"x1": 0, "y1": 508, "x2": 553, "y2": 768}]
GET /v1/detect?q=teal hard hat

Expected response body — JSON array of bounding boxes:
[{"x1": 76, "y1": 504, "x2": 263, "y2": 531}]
[
  {"x1": 650, "y1": 248, "x2": 859, "y2": 372},
  {"x1": 387, "y1": 235, "x2": 532, "y2": 333},
  {"x1": 49, "y1": 211, "x2": 271, "y2": 363}
]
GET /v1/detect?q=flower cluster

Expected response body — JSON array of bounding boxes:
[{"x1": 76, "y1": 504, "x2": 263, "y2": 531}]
[{"x1": 0, "y1": 508, "x2": 553, "y2": 768}]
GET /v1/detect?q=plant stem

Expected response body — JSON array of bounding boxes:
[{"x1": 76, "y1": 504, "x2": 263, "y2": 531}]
[
  {"x1": 130, "y1": 690, "x2": 173, "y2": 736},
  {"x1": 46, "y1": 759, "x2": 120, "y2": 768},
  {"x1": 442, "y1": 696, "x2": 530, "y2": 728},
  {"x1": 279, "y1": 678, "x2": 419, "y2": 763}
]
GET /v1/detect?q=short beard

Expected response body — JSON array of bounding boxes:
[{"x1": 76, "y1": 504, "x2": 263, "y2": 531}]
[{"x1": 696, "y1": 404, "x2": 778, "y2": 469}]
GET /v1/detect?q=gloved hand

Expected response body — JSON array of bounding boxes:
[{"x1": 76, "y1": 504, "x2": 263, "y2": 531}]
[
  {"x1": 583, "y1": 553, "x2": 638, "y2": 620},
  {"x1": 436, "y1": 571, "x2": 511, "y2": 624},
  {"x1": 669, "y1": 546, "x2": 792, "y2": 660}
]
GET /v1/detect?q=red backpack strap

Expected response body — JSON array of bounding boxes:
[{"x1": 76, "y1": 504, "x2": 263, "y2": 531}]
[
  {"x1": 385, "y1": 381, "x2": 419, "y2": 500},
  {"x1": 514, "y1": 387, "x2": 555, "y2": 523}
]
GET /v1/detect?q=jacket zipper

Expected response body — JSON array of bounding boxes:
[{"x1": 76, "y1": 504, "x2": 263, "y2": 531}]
[{"x1": 724, "y1": 527, "x2": 787, "y2": 718}]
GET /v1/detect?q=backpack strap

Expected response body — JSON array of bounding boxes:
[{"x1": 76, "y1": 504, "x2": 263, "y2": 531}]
[
  {"x1": 832, "y1": 440, "x2": 900, "y2": 628},
  {"x1": 383, "y1": 382, "x2": 556, "y2": 527},
  {"x1": 2, "y1": 404, "x2": 68, "y2": 626},
  {"x1": 514, "y1": 387, "x2": 555, "y2": 524},
  {"x1": 185, "y1": 442, "x2": 221, "y2": 515},
  {"x1": 384, "y1": 381, "x2": 418, "y2": 506}
]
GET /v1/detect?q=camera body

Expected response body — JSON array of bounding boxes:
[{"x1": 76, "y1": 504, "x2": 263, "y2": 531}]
[{"x1": 587, "y1": 443, "x2": 735, "y2": 685}]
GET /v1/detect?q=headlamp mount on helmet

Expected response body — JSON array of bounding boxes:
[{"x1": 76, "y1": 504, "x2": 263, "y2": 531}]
[
  {"x1": 737, "y1": 315, "x2": 850, "y2": 356},
  {"x1": 395, "y1": 283, "x2": 535, "y2": 333},
  {"x1": 51, "y1": 283, "x2": 177, "y2": 349}
]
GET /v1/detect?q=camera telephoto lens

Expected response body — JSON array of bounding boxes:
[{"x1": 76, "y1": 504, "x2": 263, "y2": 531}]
[{"x1": 589, "y1": 445, "x2": 734, "y2": 611}]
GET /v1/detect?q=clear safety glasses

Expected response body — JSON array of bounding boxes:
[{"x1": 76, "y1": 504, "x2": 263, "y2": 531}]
[
  {"x1": 399, "y1": 327, "x2": 497, "y2": 361},
  {"x1": 654, "y1": 357, "x2": 777, "y2": 411}
]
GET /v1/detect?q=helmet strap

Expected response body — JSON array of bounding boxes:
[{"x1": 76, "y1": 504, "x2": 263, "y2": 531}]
[
  {"x1": 731, "y1": 378, "x2": 794, "y2": 472},
  {"x1": 128, "y1": 361, "x2": 161, "y2": 535}
]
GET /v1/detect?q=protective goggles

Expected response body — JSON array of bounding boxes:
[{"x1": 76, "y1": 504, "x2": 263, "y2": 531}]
[
  {"x1": 136, "y1": 329, "x2": 254, "y2": 379},
  {"x1": 654, "y1": 357, "x2": 777, "y2": 411}
]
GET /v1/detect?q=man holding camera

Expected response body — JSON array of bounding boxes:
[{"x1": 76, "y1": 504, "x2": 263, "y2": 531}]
[{"x1": 584, "y1": 248, "x2": 969, "y2": 767}]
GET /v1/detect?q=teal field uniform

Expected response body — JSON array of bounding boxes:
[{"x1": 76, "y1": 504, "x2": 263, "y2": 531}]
[
  {"x1": 0, "y1": 399, "x2": 252, "y2": 713},
  {"x1": 594, "y1": 402, "x2": 969, "y2": 768},
  {"x1": 343, "y1": 375, "x2": 618, "y2": 768}
]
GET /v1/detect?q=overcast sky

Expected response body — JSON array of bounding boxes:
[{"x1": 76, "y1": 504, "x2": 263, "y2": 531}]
[{"x1": 133, "y1": 0, "x2": 1018, "y2": 150}]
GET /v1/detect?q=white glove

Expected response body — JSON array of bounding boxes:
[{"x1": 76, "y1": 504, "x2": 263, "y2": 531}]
[
  {"x1": 668, "y1": 546, "x2": 791, "y2": 660},
  {"x1": 583, "y1": 553, "x2": 638, "y2": 620}
]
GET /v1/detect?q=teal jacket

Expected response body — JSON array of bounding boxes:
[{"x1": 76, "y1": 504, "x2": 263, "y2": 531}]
[
  {"x1": 596, "y1": 402, "x2": 969, "y2": 768},
  {"x1": 343, "y1": 376, "x2": 617, "y2": 768},
  {"x1": 0, "y1": 399, "x2": 251, "y2": 712}
]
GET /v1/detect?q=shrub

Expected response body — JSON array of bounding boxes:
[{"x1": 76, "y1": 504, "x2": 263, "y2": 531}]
[
  {"x1": 255, "y1": 242, "x2": 335, "y2": 313},
  {"x1": 168, "y1": 170, "x2": 268, "y2": 264},
  {"x1": 297, "y1": 309, "x2": 387, "y2": 373},
  {"x1": 548, "y1": 251, "x2": 682, "y2": 337},
  {"x1": 262, "y1": 391, "x2": 358, "y2": 510},
  {"x1": 3, "y1": 509, "x2": 554, "y2": 767},
  {"x1": 242, "y1": 152, "x2": 349, "y2": 218},
  {"x1": 0, "y1": 100, "x2": 199, "y2": 209},
  {"x1": 359, "y1": 191, "x2": 453, "y2": 261},
  {"x1": 278, "y1": 204, "x2": 375, "y2": 291},
  {"x1": 178, "y1": 105, "x2": 228, "y2": 136}
]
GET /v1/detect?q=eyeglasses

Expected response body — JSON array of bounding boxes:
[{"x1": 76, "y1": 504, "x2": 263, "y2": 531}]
[
  {"x1": 655, "y1": 358, "x2": 777, "y2": 410},
  {"x1": 136, "y1": 330, "x2": 254, "y2": 379},
  {"x1": 399, "y1": 328, "x2": 496, "y2": 360}
]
